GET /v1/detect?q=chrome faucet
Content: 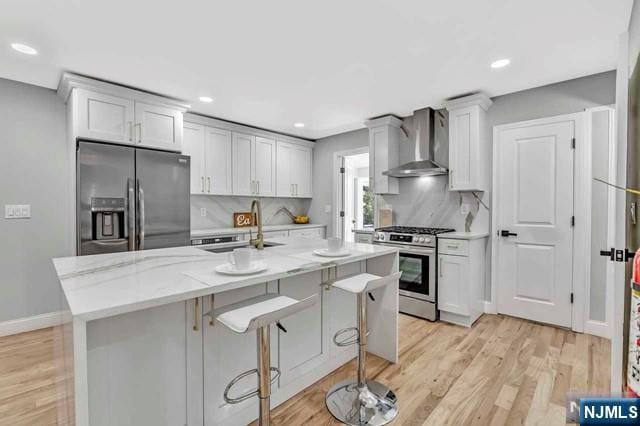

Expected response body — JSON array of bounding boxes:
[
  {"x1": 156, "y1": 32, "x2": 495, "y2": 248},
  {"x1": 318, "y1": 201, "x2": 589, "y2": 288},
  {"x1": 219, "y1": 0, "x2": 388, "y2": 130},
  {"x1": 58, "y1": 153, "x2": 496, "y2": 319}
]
[{"x1": 250, "y1": 199, "x2": 264, "y2": 250}]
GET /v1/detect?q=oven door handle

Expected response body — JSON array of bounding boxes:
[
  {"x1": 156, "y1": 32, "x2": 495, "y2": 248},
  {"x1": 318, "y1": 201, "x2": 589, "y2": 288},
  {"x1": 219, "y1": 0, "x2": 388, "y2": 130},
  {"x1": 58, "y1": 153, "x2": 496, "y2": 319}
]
[{"x1": 374, "y1": 242, "x2": 435, "y2": 256}]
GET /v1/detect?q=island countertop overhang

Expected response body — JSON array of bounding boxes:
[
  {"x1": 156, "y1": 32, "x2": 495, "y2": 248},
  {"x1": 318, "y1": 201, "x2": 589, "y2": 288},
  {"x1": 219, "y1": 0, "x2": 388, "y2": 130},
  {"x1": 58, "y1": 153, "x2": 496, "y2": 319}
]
[{"x1": 52, "y1": 237, "x2": 398, "y2": 322}]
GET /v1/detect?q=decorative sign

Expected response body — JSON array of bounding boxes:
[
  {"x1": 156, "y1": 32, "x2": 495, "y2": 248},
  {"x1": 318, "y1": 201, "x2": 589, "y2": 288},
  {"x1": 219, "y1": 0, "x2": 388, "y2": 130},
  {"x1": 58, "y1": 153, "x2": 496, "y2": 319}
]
[{"x1": 233, "y1": 212, "x2": 256, "y2": 228}]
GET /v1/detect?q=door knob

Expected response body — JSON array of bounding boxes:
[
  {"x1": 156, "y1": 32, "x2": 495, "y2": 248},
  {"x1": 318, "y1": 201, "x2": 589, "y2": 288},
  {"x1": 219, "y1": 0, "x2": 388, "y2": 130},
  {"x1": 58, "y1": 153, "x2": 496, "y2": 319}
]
[{"x1": 500, "y1": 230, "x2": 518, "y2": 237}]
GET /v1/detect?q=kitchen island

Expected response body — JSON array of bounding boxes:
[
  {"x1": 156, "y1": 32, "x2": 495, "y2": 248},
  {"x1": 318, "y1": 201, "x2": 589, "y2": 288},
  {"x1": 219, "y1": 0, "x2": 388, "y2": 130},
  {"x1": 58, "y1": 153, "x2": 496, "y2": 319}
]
[{"x1": 53, "y1": 237, "x2": 399, "y2": 426}]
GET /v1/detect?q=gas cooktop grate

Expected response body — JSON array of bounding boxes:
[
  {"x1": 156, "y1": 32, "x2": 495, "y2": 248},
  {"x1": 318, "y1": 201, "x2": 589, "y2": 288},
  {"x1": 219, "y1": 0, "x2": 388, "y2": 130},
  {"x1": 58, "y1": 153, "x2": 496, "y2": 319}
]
[{"x1": 375, "y1": 226, "x2": 455, "y2": 235}]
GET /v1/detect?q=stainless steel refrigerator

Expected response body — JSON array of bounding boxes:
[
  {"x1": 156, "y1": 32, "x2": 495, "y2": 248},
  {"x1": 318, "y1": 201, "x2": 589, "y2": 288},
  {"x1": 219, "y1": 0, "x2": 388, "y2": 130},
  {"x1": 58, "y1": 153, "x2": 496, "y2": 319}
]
[{"x1": 77, "y1": 141, "x2": 190, "y2": 256}]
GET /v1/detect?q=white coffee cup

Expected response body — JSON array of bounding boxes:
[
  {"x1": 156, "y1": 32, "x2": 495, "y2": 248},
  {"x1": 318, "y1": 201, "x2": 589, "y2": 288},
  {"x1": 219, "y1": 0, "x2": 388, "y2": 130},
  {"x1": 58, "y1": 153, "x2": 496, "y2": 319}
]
[
  {"x1": 228, "y1": 248, "x2": 252, "y2": 270},
  {"x1": 327, "y1": 237, "x2": 343, "y2": 253}
]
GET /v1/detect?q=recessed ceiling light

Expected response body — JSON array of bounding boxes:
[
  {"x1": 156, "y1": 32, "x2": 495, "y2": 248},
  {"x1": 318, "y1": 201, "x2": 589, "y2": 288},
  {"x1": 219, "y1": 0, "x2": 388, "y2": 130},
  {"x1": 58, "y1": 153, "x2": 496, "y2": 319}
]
[
  {"x1": 11, "y1": 43, "x2": 38, "y2": 55},
  {"x1": 293, "y1": 122, "x2": 305, "y2": 128},
  {"x1": 490, "y1": 58, "x2": 510, "y2": 69},
  {"x1": 199, "y1": 96, "x2": 213, "y2": 103}
]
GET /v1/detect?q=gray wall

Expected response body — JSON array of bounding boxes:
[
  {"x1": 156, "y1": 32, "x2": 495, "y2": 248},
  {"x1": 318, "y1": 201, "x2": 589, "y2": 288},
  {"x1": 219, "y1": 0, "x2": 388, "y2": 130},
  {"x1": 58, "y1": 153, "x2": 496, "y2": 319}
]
[
  {"x1": 308, "y1": 128, "x2": 370, "y2": 237},
  {"x1": 311, "y1": 70, "x2": 617, "y2": 307},
  {"x1": 0, "y1": 77, "x2": 70, "y2": 322}
]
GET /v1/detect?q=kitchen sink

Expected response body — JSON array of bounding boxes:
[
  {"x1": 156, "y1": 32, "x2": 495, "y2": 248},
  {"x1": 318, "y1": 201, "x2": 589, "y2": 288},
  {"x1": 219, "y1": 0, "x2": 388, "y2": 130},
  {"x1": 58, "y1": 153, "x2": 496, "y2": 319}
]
[{"x1": 200, "y1": 241, "x2": 284, "y2": 254}]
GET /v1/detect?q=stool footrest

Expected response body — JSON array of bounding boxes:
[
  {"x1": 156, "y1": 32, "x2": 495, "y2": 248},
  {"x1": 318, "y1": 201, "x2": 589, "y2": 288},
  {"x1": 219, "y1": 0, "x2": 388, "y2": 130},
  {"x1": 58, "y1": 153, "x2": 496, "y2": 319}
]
[
  {"x1": 223, "y1": 367, "x2": 281, "y2": 404},
  {"x1": 333, "y1": 327, "x2": 359, "y2": 347}
]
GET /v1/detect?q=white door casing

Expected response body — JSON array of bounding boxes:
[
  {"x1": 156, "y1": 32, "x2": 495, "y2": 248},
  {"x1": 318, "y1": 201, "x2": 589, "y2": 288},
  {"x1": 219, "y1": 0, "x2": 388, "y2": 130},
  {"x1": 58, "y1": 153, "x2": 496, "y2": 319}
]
[{"x1": 495, "y1": 118, "x2": 575, "y2": 328}]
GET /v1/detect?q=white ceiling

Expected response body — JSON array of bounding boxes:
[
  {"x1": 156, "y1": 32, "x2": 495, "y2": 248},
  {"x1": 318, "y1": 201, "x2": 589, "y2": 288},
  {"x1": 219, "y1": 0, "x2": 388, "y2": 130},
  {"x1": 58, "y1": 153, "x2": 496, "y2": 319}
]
[{"x1": 1, "y1": 0, "x2": 632, "y2": 139}]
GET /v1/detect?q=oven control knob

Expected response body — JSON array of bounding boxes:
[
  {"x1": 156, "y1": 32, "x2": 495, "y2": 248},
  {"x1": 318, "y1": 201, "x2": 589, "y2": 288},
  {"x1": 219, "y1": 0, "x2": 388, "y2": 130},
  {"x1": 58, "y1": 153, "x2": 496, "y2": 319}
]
[
  {"x1": 425, "y1": 237, "x2": 431, "y2": 244},
  {"x1": 418, "y1": 237, "x2": 425, "y2": 243},
  {"x1": 377, "y1": 233, "x2": 385, "y2": 241}
]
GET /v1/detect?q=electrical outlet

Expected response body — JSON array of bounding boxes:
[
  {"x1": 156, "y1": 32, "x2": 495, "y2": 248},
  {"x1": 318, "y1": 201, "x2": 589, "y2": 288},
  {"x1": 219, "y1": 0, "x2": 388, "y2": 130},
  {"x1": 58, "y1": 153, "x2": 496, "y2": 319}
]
[
  {"x1": 324, "y1": 204, "x2": 331, "y2": 213},
  {"x1": 460, "y1": 203, "x2": 470, "y2": 215},
  {"x1": 200, "y1": 207, "x2": 207, "y2": 217},
  {"x1": 5, "y1": 204, "x2": 31, "y2": 219}
]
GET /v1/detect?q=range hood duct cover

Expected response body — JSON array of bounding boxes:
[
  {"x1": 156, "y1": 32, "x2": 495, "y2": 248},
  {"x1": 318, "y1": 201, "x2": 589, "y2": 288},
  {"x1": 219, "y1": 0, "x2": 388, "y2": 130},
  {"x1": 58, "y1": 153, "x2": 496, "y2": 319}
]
[{"x1": 382, "y1": 107, "x2": 448, "y2": 177}]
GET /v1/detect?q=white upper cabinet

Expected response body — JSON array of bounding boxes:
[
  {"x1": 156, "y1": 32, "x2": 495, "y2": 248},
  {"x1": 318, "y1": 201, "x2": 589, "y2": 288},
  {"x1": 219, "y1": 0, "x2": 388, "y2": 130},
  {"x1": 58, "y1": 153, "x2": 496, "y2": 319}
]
[
  {"x1": 253, "y1": 136, "x2": 276, "y2": 197},
  {"x1": 232, "y1": 132, "x2": 255, "y2": 196},
  {"x1": 75, "y1": 89, "x2": 135, "y2": 143},
  {"x1": 134, "y1": 102, "x2": 183, "y2": 151},
  {"x1": 292, "y1": 144, "x2": 312, "y2": 197},
  {"x1": 182, "y1": 122, "x2": 206, "y2": 194},
  {"x1": 60, "y1": 73, "x2": 187, "y2": 152},
  {"x1": 204, "y1": 127, "x2": 233, "y2": 195},
  {"x1": 444, "y1": 93, "x2": 492, "y2": 192},
  {"x1": 276, "y1": 141, "x2": 293, "y2": 197},
  {"x1": 183, "y1": 124, "x2": 232, "y2": 195},
  {"x1": 365, "y1": 116, "x2": 401, "y2": 195},
  {"x1": 276, "y1": 141, "x2": 313, "y2": 198}
]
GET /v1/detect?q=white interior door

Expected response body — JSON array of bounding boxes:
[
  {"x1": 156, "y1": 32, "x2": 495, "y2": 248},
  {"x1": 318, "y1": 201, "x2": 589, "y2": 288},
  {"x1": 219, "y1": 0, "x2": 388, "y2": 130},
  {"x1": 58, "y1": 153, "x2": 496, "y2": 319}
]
[{"x1": 495, "y1": 118, "x2": 575, "y2": 328}]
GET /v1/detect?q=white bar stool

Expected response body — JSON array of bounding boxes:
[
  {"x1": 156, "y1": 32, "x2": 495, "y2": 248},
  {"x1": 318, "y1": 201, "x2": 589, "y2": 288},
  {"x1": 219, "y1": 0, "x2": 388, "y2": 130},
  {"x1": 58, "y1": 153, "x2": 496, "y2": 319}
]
[
  {"x1": 325, "y1": 271, "x2": 402, "y2": 426},
  {"x1": 207, "y1": 293, "x2": 318, "y2": 426}
]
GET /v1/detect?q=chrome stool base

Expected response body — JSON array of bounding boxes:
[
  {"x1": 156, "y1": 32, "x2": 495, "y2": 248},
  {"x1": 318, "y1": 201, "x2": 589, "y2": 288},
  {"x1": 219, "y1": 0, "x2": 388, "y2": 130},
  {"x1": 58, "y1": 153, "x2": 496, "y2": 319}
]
[{"x1": 325, "y1": 378, "x2": 399, "y2": 426}]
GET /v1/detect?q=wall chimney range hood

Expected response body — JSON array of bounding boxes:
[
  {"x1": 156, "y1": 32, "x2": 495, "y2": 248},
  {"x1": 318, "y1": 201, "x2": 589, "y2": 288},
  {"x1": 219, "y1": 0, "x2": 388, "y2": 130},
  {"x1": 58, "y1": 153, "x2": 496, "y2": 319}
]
[{"x1": 382, "y1": 107, "x2": 448, "y2": 178}]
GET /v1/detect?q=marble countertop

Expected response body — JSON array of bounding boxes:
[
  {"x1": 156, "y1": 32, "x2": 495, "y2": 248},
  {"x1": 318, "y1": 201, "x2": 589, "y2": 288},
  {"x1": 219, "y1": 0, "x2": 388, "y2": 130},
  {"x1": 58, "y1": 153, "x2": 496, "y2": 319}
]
[
  {"x1": 52, "y1": 237, "x2": 396, "y2": 322},
  {"x1": 439, "y1": 231, "x2": 490, "y2": 240},
  {"x1": 191, "y1": 223, "x2": 327, "y2": 239}
]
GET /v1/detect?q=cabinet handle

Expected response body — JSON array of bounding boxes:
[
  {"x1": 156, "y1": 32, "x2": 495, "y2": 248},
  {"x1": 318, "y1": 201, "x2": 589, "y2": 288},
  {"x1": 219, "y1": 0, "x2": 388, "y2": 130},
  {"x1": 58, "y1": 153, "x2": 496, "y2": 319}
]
[
  {"x1": 447, "y1": 244, "x2": 459, "y2": 249},
  {"x1": 127, "y1": 121, "x2": 133, "y2": 142},
  {"x1": 295, "y1": 184, "x2": 299, "y2": 196},
  {"x1": 207, "y1": 177, "x2": 211, "y2": 193},
  {"x1": 290, "y1": 184, "x2": 293, "y2": 196},
  {"x1": 257, "y1": 181, "x2": 260, "y2": 195},
  {"x1": 209, "y1": 294, "x2": 215, "y2": 326},
  {"x1": 201, "y1": 177, "x2": 205, "y2": 193},
  {"x1": 439, "y1": 257, "x2": 443, "y2": 278},
  {"x1": 135, "y1": 123, "x2": 142, "y2": 143},
  {"x1": 193, "y1": 298, "x2": 200, "y2": 331}
]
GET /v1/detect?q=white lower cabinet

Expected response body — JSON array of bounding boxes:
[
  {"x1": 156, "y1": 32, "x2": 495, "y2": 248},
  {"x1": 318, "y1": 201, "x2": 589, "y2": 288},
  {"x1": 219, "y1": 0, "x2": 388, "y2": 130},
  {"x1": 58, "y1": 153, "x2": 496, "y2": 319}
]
[
  {"x1": 437, "y1": 237, "x2": 487, "y2": 327},
  {"x1": 289, "y1": 227, "x2": 325, "y2": 239},
  {"x1": 86, "y1": 299, "x2": 202, "y2": 426},
  {"x1": 278, "y1": 271, "x2": 327, "y2": 385},
  {"x1": 203, "y1": 285, "x2": 277, "y2": 426}
]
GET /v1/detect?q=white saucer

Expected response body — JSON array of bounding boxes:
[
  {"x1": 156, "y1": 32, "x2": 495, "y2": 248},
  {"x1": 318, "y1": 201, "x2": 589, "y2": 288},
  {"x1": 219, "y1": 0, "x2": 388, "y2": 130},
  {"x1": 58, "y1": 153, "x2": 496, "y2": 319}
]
[
  {"x1": 313, "y1": 248, "x2": 351, "y2": 258},
  {"x1": 215, "y1": 261, "x2": 268, "y2": 275}
]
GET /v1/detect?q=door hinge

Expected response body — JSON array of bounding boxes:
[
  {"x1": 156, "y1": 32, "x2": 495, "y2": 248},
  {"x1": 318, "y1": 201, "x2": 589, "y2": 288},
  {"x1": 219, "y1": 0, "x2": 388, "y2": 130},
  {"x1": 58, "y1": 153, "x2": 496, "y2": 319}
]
[
  {"x1": 339, "y1": 211, "x2": 345, "y2": 217},
  {"x1": 571, "y1": 138, "x2": 576, "y2": 149},
  {"x1": 570, "y1": 293, "x2": 574, "y2": 304},
  {"x1": 571, "y1": 216, "x2": 575, "y2": 227},
  {"x1": 340, "y1": 167, "x2": 345, "y2": 174}
]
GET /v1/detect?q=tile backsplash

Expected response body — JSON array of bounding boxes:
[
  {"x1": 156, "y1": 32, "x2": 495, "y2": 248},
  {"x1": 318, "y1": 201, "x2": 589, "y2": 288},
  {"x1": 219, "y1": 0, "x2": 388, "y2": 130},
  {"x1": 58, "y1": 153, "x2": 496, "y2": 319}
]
[
  {"x1": 376, "y1": 175, "x2": 489, "y2": 232},
  {"x1": 191, "y1": 195, "x2": 312, "y2": 230}
]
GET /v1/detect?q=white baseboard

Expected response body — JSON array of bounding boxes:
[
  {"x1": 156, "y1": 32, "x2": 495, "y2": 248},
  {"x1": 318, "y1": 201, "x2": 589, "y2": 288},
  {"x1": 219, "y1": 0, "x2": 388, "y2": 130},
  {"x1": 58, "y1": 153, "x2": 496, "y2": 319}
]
[
  {"x1": 584, "y1": 319, "x2": 611, "y2": 339},
  {"x1": 484, "y1": 301, "x2": 497, "y2": 314},
  {"x1": 0, "y1": 310, "x2": 72, "y2": 337}
]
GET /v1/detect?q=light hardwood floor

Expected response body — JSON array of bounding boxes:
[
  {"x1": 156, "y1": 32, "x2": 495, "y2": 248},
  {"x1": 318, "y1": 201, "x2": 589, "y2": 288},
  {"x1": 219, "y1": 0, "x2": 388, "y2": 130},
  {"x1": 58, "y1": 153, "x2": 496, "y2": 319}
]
[
  {"x1": 260, "y1": 314, "x2": 610, "y2": 426},
  {"x1": 0, "y1": 314, "x2": 609, "y2": 425}
]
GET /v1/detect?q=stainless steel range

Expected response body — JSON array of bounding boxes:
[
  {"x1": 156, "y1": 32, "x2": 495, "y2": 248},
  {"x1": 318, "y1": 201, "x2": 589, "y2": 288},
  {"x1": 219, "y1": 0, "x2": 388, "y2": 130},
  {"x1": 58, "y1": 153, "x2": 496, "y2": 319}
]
[{"x1": 372, "y1": 226, "x2": 454, "y2": 320}]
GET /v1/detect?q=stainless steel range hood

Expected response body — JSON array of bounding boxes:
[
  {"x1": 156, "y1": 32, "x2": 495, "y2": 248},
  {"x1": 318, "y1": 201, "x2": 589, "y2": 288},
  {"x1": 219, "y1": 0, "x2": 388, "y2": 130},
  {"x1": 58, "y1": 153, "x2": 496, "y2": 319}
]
[{"x1": 382, "y1": 107, "x2": 448, "y2": 177}]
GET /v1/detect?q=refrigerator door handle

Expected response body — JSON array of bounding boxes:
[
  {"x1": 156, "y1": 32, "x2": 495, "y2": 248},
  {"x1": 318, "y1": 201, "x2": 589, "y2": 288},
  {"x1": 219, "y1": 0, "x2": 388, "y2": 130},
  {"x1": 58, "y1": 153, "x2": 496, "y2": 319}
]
[
  {"x1": 137, "y1": 179, "x2": 145, "y2": 250},
  {"x1": 127, "y1": 178, "x2": 136, "y2": 251}
]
